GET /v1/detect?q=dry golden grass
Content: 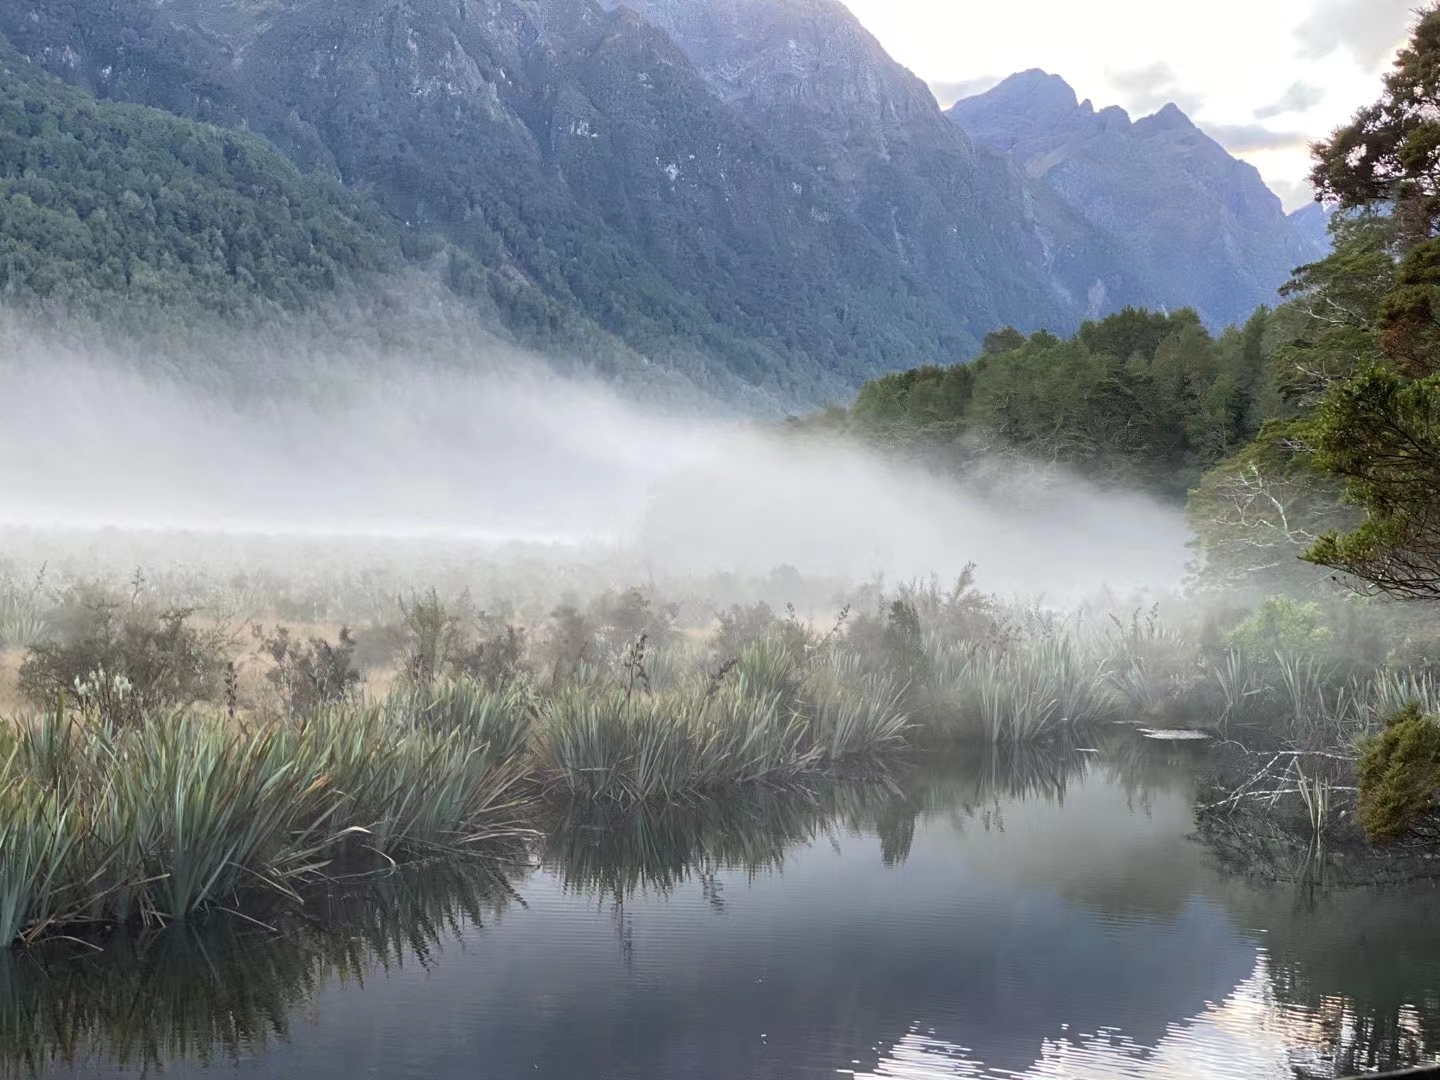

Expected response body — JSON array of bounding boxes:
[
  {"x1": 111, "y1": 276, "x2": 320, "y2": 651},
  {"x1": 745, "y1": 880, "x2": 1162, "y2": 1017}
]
[{"x1": 0, "y1": 648, "x2": 24, "y2": 716}]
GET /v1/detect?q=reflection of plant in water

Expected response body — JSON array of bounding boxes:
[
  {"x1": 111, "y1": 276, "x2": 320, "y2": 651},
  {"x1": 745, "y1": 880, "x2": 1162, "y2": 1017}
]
[
  {"x1": 0, "y1": 861, "x2": 520, "y2": 1077},
  {"x1": 540, "y1": 785, "x2": 865, "y2": 900},
  {"x1": 541, "y1": 745, "x2": 1102, "y2": 903}
]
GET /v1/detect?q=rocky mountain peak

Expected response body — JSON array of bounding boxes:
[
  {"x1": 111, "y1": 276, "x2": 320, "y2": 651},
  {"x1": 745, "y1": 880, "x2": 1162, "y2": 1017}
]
[
  {"x1": 1136, "y1": 101, "x2": 1199, "y2": 135},
  {"x1": 949, "y1": 68, "x2": 1314, "y2": 328}
]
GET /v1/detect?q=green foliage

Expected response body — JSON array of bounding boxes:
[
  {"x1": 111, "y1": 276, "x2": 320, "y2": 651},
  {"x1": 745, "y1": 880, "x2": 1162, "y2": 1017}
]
[
  {"x1": 1287, "y1": 11, "x2": 1440, "y2": 597},
  {"x1": 0, "y1": 568, "x2": 49, "y2": 649},
  {"x1": 0, "y1": 39, "x2": 393, "y2": 313},
  {"x1": 1356, "y1": 702, "x2": 1440, "y2": 844},
  {"x1": 1272, "y1": 212, "x2": 1395, "y2": 405},
  {"x1": 842, "y1": 307, "x2": 1274, "y2": 497},
  {"x1": 1310, "y1": 7, "x2": 1440, "y2": 238},
  {"x1": 394, "y1": 590, "x2": 528, "y2": 692},
  {"x1": 1227, "y1": 598, "x2": 1331, "y2": 657},
  {"x1": 879, "y1": 599, "x2": 930, "y2": 689},
  {"x1": 531, "y1": 637, "x2": 907, "y2": 804},
  {"x1": 1304, "y1": 368, "x2": 1440, "y2": 597},
  {"x1": 260, "y1": 626, "x2": 362, "y2": 715},
  {"x1": 0, "y1": 688, "x2": 533, "y2": 944}
]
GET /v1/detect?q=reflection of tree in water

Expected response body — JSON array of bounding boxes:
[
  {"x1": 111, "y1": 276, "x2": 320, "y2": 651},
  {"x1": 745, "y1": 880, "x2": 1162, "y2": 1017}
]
[
  {"x1": 1222, "y1": 882, "x2": 1440, "y2": 1076},
  {"x1": 0, "y1": 861, "x2": 521, "y2": 1077},
  {"x1": 1193, "y1": 742, "x2": 1440, "y2": 1076}
]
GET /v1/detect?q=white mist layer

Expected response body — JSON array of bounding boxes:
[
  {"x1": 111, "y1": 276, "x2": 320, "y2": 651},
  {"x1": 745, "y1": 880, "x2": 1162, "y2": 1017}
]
[{"x1": 0, "y1": 349, "x2": 1189, "y2": 599}]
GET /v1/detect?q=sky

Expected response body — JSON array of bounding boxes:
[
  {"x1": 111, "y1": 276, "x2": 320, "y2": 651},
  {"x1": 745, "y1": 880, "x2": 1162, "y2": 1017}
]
[{"x1": 837, "y1": 0, "x2": 1417, "y2": 210}]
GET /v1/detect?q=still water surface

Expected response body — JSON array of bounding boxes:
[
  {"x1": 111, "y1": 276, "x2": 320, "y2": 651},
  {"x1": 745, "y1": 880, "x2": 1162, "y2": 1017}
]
[{"x1": 8, "y1": 743, "x2": 1440, "y2": 1079}]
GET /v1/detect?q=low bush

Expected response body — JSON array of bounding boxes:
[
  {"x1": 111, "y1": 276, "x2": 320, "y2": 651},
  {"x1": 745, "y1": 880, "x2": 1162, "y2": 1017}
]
[
  {"x1": 1357, "y1": 703, "x2": 1440, "y2": 844},
  {"x1": 17, "y1": 588, "x2": 227, "y2": 725}
]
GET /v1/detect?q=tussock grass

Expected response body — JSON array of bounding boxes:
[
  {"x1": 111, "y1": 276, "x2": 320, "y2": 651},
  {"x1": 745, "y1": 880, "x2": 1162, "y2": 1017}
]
[
  {"x1": 0, "y1": 689, "x2": 533, "y2": 946},
  {"x1": 0, "y1": 642, "x2": 909, "y2": 944},
  {"x1": 919, "y1": 631, "x2": 1112, "y2": 743},
  {"x1": 533, "y1": 642, "x2": 907, "y2": 803}
]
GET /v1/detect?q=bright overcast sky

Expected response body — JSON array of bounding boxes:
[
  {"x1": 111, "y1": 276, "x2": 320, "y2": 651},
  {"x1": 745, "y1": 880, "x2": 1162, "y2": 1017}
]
[{"x1": 838, "y1": 0, "x2": 1416, "y2": 210}]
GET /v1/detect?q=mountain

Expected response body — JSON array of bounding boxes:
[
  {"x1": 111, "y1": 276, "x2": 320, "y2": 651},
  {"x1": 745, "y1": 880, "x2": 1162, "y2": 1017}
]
[
  {"x1": 0, "y1": 0, "x2": 992, "y2": 403},
  {"x1": 948, "y1": 70, "x2": 1315, "y2": 328},
  {"x1": 0, "y1": 2, "x2": 1320, "y2": 404},
  {"x1": 0, "y1": 38, "x2": 396, "y2": 313},
  {"x1": 604, "y1": 0, "x2": 1156, "y2": 331},
  {"x1": 1288, "y1": 202, "x2": 1334, "y2": 260}
]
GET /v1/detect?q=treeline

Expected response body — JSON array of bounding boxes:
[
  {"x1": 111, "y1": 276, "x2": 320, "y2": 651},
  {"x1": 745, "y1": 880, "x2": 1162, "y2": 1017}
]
[
  {"x1": 827, "y1": 304, "x2": 1283, "y2": 499},
  {"x1": 826, "y1": 6, "x2": 1440, "y2": 610},
  {"x1": 818, "y1": 192, "x2": 1420, "y2": 597},
  {"x1": 0, "y1": 41, "x2": 396, "y2": 314}
]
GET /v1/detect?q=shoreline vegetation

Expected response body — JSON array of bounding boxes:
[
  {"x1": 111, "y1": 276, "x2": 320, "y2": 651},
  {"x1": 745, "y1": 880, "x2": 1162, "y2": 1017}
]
[
  {"x1": 4, "y1": 750, "x2": 1437, "y2": 1079},
  {"x1": 11, "y1": 760, "x2": 1440, "y2": 1080},
  {"x1": 3, "y1": 0, "x2": 1440, "y2": 969},
  {"x1": 2, "y1": 567, "x2": 1438, "y2": 949}
]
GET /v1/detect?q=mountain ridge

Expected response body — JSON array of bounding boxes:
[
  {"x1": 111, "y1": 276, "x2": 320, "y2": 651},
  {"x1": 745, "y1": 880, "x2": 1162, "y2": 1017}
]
[
  {"x1": 948, "y1": 69, "x2": 1317, "y2": 326},
  {"x1": 0, "y1": 2, "x2": 1329, "y2": 404}
]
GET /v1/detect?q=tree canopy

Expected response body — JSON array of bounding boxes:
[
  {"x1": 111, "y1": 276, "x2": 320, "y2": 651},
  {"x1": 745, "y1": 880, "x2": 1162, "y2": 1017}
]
[
  {"x1": 0, "y1": 42, "x2": 396, "y2": 313},
  {"x1": 828, "y1": 306, "x2": 1276, "y2": 500},
  {"x1": 1298, "y1": 5, "x2": 1440, "y2": 597}
]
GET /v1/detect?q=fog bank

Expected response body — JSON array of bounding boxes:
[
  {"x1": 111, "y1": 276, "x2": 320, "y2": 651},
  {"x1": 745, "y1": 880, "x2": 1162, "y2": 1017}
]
[{"x1": 0, "y1": 340, "x2": 1189, "y2": 599}]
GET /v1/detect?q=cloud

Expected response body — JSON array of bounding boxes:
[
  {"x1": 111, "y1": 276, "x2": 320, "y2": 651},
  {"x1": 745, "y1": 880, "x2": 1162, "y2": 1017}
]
[
  {"x1": 1254, "y1": 81, "x2": 1325, "y2": 120},
  {"x1": 1269, "y1": 177, "x2": 1319, "y2": 213},
  {"x1": 1296, "y1": 0, "x2": 1414, "y2": 71},
  {"x1": 1106, "y1": 61, "x2": 1205, "y2": 116},
  {"x1": 927, "y1": 75, "x2": 1001, "y2": 109},
  {"x1": 1199, "y1": 122, "x2": 1311, "y2": 153}
]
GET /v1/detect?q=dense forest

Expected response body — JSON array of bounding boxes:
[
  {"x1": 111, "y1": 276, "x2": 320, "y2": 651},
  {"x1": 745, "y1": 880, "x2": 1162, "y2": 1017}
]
[{"x1": 0, "y1": 40, "x2": 397, "y2": 314}]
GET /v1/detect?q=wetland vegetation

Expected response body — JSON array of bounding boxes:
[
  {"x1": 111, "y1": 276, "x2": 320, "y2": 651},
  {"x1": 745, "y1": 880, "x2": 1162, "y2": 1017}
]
[{"x1": 1, "y1": 554, "x2": 1438, "y2": 952}]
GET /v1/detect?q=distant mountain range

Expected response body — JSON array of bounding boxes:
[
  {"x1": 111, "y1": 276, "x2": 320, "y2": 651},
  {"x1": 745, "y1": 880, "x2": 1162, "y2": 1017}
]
[
  {"x1": 948, "y1": 69, "x2": 1326, "y2": 328},
  {"x1": 0, "y1": 0, "x2": 1330, "y2": 405}
]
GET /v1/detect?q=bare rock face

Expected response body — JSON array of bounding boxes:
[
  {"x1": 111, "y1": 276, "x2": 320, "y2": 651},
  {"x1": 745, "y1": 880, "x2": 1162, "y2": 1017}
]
[
  {"x1": 1288, "y1": 202, "x2": 1334, "y2": 260},
  {"x1": 613, "y1": 0, "x2": 976, "y2": 185},
  {"x1": 950, "y1": 70, "x2": 1316, "y2": 328},
  {"x1": 609, "y1": 0, "x2": 1154, "y2": 329}
]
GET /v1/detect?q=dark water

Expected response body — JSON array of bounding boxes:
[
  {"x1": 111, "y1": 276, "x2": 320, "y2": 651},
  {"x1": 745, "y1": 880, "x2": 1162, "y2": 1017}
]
[{"x1": 7, "y1": 742, "x2": 1440, "y2": 1080}]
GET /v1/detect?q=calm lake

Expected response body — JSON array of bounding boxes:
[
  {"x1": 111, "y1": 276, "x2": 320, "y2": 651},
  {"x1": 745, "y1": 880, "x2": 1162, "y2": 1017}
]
[{"x1": 7, "y1": 741, "x2": 1440, "y2": 1080}]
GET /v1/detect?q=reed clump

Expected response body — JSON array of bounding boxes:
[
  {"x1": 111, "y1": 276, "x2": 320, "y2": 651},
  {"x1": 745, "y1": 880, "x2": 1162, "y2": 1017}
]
[
  {"x1": 0, "y1": 684, "x2": 533, "y2": 946},
  {"x1": 532, "y1": 639, "x2": 908, "y2": 803}
]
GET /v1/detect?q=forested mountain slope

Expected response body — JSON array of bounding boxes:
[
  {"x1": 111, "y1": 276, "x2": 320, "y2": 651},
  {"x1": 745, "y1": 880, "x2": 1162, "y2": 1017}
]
[
  {"x1": 0, "y1": 0, "x2": 1324, "y2": 402},
  {"x1": 607, "y1": 0, "x2": 1159, "y2": 329},
  {"x1": 0, "y1": 39, "x2": 395, "y2": 313},
  {"x1": 0, "y1": 0, "x2": 976, "y2": 400}
]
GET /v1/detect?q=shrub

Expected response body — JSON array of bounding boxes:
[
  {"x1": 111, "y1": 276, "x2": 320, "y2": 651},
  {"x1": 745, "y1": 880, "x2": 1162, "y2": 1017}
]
[
  {"x1": 1227, "y1": 598, "x2": 1330, "y2": 657},
  {"x1": 711, "y1": 602, "x2": 793, "y2": 661},
  {"x1": 260, "y1": 625, "x2": 363, "y2": 715},
  {"x1": 17, "y1": 589, "x2": 226, "y2": 725},
  {"x1": 1357, "y1": 702, "x2": 1440, "y2": 844},
  {"x1": 396, "y1": 591, "x2": 527, "y2": 691}
]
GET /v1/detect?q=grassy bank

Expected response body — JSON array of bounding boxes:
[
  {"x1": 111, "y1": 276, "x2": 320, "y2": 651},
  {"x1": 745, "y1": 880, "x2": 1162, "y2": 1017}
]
[
  {"x1": 5, "y1": 570, "x2": 1440, "y2": 945},
  {"x1": 0, "y1": 639, "x2": 909, "y2": 946},
  {"x1": 0, "y1": 689, "x2": 534, "y2": 945}
]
